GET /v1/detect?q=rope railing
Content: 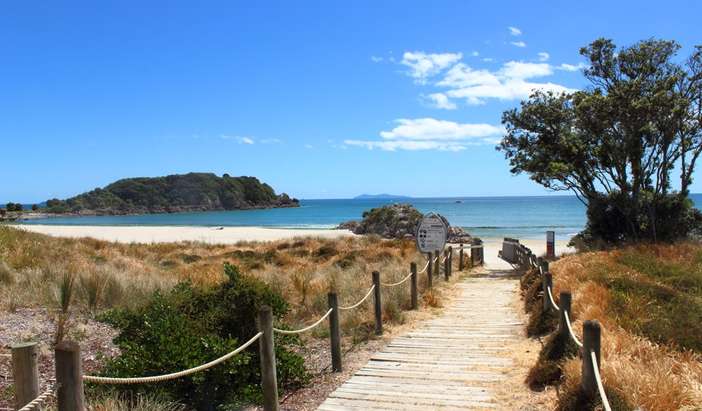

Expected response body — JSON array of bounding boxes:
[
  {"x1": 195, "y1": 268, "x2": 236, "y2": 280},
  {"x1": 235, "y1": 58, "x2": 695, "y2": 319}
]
[
  {"x1": 18, "y1": 384, "x2": 55, "y2": 411},
  {"x1": 339, "y1": 285, "x2": 375, "y2": 310},
  {"x1": 381, "y1": 271, "x2": 413, "y2": 287},
  {"x1": 417, "y1": 260, "x2": 430, "y2": 274},
  {"x1": 563, "y1": 310, "x2": 584, "y2": 348},
  {"x1": 83, "y1": 332, "x2": 263, "y2": 384},
  {"x1": 273, "y1": 309, "x2": 333, "y2": 335},
  {"x1": 591, "y1": 350, "x2": 613, "y2": 411},
  {"x1": 507, "y1": 236, "x2": 611, "y2": 407},
  {"x1": 546, "y1": 286, "x2": 560, "y2": 311}
]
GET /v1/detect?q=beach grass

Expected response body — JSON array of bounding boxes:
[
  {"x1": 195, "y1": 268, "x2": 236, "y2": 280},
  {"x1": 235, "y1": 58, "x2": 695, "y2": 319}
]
[
  {"x1": 548, "y1": 243, "x2": 702, "y2": 410},
  {"x1": 0, "y1": 225, "x2": 431, "y2": 333}
]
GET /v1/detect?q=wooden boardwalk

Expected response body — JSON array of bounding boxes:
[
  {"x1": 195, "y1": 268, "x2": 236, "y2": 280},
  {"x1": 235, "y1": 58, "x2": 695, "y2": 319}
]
[{"x1": 318, "y1": 273, "x2": 522, "y2": 410}]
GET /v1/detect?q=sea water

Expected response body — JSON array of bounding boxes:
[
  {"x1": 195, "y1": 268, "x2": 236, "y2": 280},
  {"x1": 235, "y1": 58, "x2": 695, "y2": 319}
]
[{"x1": 20, "y1": 194, "x2": 702, "y2": 241}]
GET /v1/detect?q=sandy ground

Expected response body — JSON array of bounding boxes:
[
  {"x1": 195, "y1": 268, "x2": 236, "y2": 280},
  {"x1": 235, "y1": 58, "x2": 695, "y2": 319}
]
[{"x1": 11, "y1": 224, "x2": 356, "y2": 244}]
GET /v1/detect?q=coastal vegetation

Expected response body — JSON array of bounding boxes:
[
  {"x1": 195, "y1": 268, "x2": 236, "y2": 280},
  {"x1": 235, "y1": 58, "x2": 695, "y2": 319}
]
[
  {"x1": 499, "y1": 38, "x2": 702, "y2": 247},
  {"x1": 43, "y1": 172, "x2": 299, "y2": 215},
  {"x1": 522, "y1": 244, "x2": 702, "y2": 410},
  {"x1": 0, "y1": 225, "x2": 448, "y2": 409}
]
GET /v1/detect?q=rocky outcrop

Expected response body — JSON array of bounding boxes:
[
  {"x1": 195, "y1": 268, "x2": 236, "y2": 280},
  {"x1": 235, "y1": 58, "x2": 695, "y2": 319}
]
[{"x1": 337, "y1": 203, "x2": 473, "y2": 242}]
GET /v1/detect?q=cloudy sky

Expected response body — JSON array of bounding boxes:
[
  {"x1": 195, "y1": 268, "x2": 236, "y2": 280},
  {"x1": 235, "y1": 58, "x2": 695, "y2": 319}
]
[{"x1": 2, "y1": 1, "x2": 702, "y2": 201}]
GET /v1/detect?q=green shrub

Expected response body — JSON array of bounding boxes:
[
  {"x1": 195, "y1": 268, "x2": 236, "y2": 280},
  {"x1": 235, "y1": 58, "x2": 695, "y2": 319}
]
[{"x1": 97, "y1": 263, "x2": 308, "y2": 410}]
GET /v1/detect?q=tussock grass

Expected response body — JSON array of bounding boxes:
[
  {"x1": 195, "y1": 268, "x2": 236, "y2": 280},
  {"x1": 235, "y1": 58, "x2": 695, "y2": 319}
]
[
  {"x1": 548, "y1": 243, "x2": 702, "y2": 410},
  {"x1": 0, "y1": 226, "x2": 427, "y2": 332}
]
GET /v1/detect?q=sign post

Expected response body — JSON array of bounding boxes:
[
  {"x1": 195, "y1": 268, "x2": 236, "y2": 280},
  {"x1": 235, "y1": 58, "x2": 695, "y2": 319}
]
[
  {"x1": 546, "y1": 230, "x2": 555, "y2": 259},
  {"x1": 416, "y1": 213, "x2": 448, "y2": 254}
]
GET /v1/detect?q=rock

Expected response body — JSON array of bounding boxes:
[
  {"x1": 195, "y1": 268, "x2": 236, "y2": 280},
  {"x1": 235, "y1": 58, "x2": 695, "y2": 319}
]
[
  {"x1": 447, "y1": 225, "x2": 473, "y2": 244},
  {"x1": 336, "y1": 220, "x2": 359, "y2": 231}
]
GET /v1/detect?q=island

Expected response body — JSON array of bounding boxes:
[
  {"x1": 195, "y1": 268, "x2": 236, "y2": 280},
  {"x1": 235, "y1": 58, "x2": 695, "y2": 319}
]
[{"x1": 41, "y1": 172, "x2": 299, "y2": 215}]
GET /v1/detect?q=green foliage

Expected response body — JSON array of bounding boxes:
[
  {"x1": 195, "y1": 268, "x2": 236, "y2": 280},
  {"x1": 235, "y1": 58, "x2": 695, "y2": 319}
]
[
  {"x1": 5, "y1": 202, "x2": 22, "y2": 212},
  {"x1": 97, "y1": 263, "x2": 308, "y2": 410},
  {"x1": 45, "y1": 173, "x2": 298, "y2": 215},
  {"x1": 499, "y1": 38, "x2": 702, "y2": 246}
]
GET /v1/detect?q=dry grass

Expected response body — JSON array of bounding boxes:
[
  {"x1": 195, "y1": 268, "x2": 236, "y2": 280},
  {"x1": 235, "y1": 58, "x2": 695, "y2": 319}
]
[
  {"x1": 550, "y1": 243, "x2": 702, "y2": 410},
  {"x1": 0, "y1": 226, "x2": 427, "y2": 331}
]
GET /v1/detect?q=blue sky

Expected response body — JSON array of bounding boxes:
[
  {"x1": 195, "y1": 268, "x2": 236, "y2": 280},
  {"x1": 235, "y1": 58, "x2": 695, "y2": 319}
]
[{"x1": 2, "y1": 1, "x2": 702, "y2": 202}]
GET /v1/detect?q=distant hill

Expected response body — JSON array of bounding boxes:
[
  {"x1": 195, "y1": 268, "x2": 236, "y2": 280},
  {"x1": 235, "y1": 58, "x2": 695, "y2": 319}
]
[
  {"x1": 44, "y1": 173, "x2": 299, "y2": 215},
  {"x1": 354, "y1": 194, "x2": 412, "y2": 200}
]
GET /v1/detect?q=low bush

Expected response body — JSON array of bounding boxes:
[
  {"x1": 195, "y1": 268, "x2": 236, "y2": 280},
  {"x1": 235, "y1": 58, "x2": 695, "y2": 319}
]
[
  {"x1": 556, "y1": 382, "x2": 633, "y2": 411},
  {"x1": 526, "y1": 331, "x2": 579, "y2": 389},
  {"x1": 97, "y1": 263, "x2": 308, "y2": 410}
]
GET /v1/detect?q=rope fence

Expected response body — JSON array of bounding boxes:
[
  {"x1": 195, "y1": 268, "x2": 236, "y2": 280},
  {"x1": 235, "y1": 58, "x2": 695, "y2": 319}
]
[
  {"x1": 9, "y1": 240, "x2": 484, "y2": 411},
  {"x1": 17, "y1": 384, "x2": 55, "y2": 411},
  {"x1": 84, "y1": 332, "x2": 263, "y2": 384},
  {"x1": 508, "y1": 238, "x2": 610, "y2": 411},
  {"x1": 338, "y1": 285, "x2": 375, "y2": 310},
  {"x1": 273, "y1": 310, "x2": 332, "y2": 335},
  {"x1": 381, "y1": 271, "x2": 413, "y2": 287}
]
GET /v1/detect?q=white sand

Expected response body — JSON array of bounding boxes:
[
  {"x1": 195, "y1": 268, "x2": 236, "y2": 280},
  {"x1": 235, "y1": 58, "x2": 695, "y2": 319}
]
[
  {"x1": 480, "y1": 238, "x2": 573, "y2": 270},
  {"x1": 12, "y1": 224, "x2": 356, "y2": 244}
]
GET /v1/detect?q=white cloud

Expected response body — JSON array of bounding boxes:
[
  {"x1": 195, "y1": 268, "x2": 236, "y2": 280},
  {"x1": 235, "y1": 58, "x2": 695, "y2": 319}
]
[
  {"x1": 400, "y1": 51, "x2": 463, "y2": 83},
  {"x1": 344, "y1": 118, "x2": 503, "y2": 151},
  {"x1": 379, "y1": 118, "x2": 502, "y2": 141},
  {"x1": 471, "y1": 51, "x2": 480, "y2": 57},
  {"x1": 238, "y1": 137, "x2": 255, "y2": 144},
  {"x1": 304, "y1": 144, "x2": 314, "y2": 149},
  {"x1": 425, "y1": 93, "x2": 457, "y2": 110},
  {"x1": 557, "y1": 62, "x2": 587, "y2": 71},
  {"x1": 510, "y1": 41, "x2": 527, "y2": 48},
  {"x1": 482, "y1": 57, "x2": 494, "y2": 62},
  {"x1": 508, "y1": 26, "x2": 522, "y2": 36},
  {"x1": 432, "y1": 60, "x2": 576, "y2": 106},
  {"x1": 538, "y1": 52, "x2": 550, "y2": 62},
  {"x1": 499, "y1": 61, "x2": 552, "y2": 79},
  {"x1": 371, "y1": 56, "x2": 383, "y2": 63}
]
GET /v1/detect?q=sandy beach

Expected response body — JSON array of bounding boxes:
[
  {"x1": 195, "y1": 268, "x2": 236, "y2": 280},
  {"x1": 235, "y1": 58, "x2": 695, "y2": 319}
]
[{"x1": 12, "y1": 224, "x2": 356, "y2": 244}]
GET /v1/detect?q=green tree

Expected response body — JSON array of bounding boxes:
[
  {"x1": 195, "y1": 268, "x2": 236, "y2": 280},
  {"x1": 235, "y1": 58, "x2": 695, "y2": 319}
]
[
  {"x1": 31, "y1": 204, "x2": 38, "y2": 211},
  {"x1": 498, "y1": 38, "x2": 702, "y2": 245}
]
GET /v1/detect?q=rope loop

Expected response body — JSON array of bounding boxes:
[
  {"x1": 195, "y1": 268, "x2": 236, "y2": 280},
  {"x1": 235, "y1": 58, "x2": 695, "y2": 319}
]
[
  {"x1": 339, "y1": 285, "x2": 375, "y2": 311},
  {"x1": 18, "y1": 384, "x2": 55, "y2": 411},
  {"x1": 273, "y1": 309, "x2": 333, "y2": 335},
  {"x1": 563, "y1": 311, "x2": 584, "y2": 348},
  {"x1": 590, "y1": 350, "x2": 612, "y2": 411},
  {"x1": 381, "y1": 271, "x2": 413, "y2": 287},
  {"x1": 546, "y1": 286, "x2": 560, "y2": 311},
  {"x1": 83, "y1": 332, "x2": 263, "y2": 384}
]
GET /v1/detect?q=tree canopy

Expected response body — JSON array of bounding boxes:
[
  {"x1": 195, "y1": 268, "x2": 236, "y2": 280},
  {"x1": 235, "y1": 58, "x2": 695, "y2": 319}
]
[{"x1": 498, "y1": 38, "x2": 702, "y2": 245}]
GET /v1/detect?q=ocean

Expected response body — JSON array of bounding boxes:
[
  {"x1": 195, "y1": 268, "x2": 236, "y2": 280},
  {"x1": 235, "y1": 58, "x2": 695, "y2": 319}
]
[{"x1": 20, "y1": 194, "x2": 702, "y2": 241}]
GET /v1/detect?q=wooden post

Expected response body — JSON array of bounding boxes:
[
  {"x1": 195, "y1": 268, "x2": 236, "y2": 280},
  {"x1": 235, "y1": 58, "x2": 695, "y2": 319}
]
[
  {"x1": 258, "y1": 306, "x2": 279, "y2": 411},
  {"x1": 543, "y1": 272, "x2": 553, "y2": 311},
  {"x1": 410, "y1": 262, "x2": 418, "y2": 310},
  {"x1": 443, "y1": 249, "x2": 449, "y2": 281},
  {"x1": 581, "y1": 320, "x2": 602, "y2": 399},
  {"x1": 55, "y1": 341, "x2": 85, "y2": 411},
  {"x1": 434, "y1": 251, "x2": 440, "y2": 277},
  {"x1": 372, "y1": 271, "x2": 382, "y2": 335},
  {"x1": 459, "y1": 244, "x2": 464, "y2": 271},
  {"x1": 327, "y1": 293, "x2": 342, "y2": 372},
  {"x1": 426, "y1": 253, "x2": 433, "y2": 289},
  {"x1": 448, "y1": 246, "x2": 453, "y2": 277},
  {"x1": 559, "y1": 291, "x2": 572, "y2": 340},
  {"x1": 12, "y1": 342, "x2": 39, "y2": 410}
]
